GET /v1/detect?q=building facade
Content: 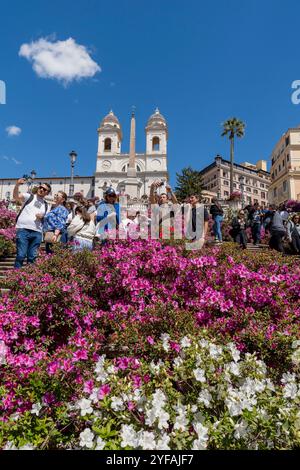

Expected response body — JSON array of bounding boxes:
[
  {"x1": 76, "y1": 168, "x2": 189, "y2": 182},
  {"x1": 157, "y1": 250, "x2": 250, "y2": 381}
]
[
  {"x1": 94, "y1": 109, "x2": 168, "y2": 199},
  {"x1": 0, "y1": 176, "x2": 94, "y2": 201},
  {"x1": 0, "y1": 108, "x2": 169, "y2": 202},
  {"x1": 199, "y1": 155, "x2": 270, "y2": 207},
  {"x1": 268, "y1": 127, "x2": 300, "y2": 205}
]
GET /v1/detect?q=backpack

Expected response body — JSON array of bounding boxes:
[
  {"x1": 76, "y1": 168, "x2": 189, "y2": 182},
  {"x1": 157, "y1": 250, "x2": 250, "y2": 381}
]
[{"x1": 16, "y1": 194, "x2": 48, "y2": 223}]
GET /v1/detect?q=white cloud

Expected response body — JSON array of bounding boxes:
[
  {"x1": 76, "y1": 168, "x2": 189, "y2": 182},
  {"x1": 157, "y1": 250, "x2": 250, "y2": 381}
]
[
  {"x1": 6, "y1": 126, "x2": 22, "y2": 137},
  {"x1": 2, "y1": 155, "x2": 22, "y2": 165},
  {"x1": 19, "y1": 37, "x2": 101, "y2": 85},
  {"x1": 11, "y1": 157, "x2": 22, "y2": 165}
]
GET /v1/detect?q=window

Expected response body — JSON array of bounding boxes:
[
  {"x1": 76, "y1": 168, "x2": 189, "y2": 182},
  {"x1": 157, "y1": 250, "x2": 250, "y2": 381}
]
[
  {"x1": 285, "y1": 136, "x2": 290, "y2": 147},
  {"x1": 224, "y1": 180, "x2": 229, "y2": 186},
  {"x1": 246, "y1": 187, "x2": 251, "y2": 193},
  {"x1": 261, "y1": 192, "x2": 265, "y2": 199},
  {"x1": 260, "y1": 183, "x2": 264, "y2": 188},
  {"x1": 224, "y1": 191, "x2": 229, "y2": 196},
  {"x1": 233, "y1": 183, "x2": 236, "y2": 189},
  {"x1": 282, "y1": 159, "x2": 285, "y2": 167},
  {"x1": 122, "y1": 164, "x2": 141, "y2": 172},
  {"x1": 247, "y1": 196, "x2": 251, "y2": 203},
  {"x1": 287, "y1": 154, "x2": 290, "y2": 162},
  {"x1": 283, "y1": 181, "x2": 287, "y2": 192},
  {"x1": 60, "y1": 181, "x2": 63, "y2": 185},
  {"x1": 274, "y1": 188, "x2": 277, "y2": 197},
  {"x1": 254, "y1": 199, "x2": 258, "y2": 204},
  {"x1": 278, "y1": 164, "x2": 281, "y2": 172},
  {"x1": 104, "y1": 138, "x2": 112, "y2": 151},
  {"x1": 223, "y1": 171, "x2": 228, "y2": 177},
  {"x1": 254, "y1": 189, "x2": 258, "y2": 194},
  {"x1": 152, "y1": 137, "x2": 160, "y2": 151},
  {"x1": 81, "y1": 181, "x2": 84, "y2": 185}
]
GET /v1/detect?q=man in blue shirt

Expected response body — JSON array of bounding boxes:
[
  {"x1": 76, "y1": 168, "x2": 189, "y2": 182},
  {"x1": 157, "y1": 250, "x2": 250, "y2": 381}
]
[{"x1": 96, "y1": 188, "x2": 120, "y2": 237}]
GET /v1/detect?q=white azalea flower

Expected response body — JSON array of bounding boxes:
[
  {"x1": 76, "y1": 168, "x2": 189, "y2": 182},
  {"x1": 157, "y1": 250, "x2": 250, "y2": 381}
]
[
  {"x1": 194, "y1": 368, "x2": 206, "y2": 383},
  {"x1": 89, "y1": 387, "x2": 100, "y2": 404},
  {"x1": 227, "y1": 342, "x2": 240, "y2": 362},
  {"x1": 192, "y1": 422, "x2": 209, "y2": 449},
  {"x1": 156, "y1": 433, "x2": 170, "y2": 450},
  {"x1": 234, "y1": 420, "x2": 249, "y2": 439},
  {"x1": 292, "y1": 340, "x2": 300, "y2": 349},
  {"x1": 228, "y1": 362, "x2": 240, "y2": 376},
  {"x1": 198, "y1": 389, "x2": 212, "y2": 408},
  {"x1": 173, "y1": 357, "x2": 183, "y2": 368},
  {"x1": 283, "y1": 382, "x2": 298, "y2": 400},
  {"x1": 180, "y1": 336, "x2": 191, "y2": 348},
  {"x1": 138, "y1": 431, "x2": 156, "y2": 450},
  {"x1": 110, "y1": 396, "x2": 125, "y2": 411},
  {"x1": 174, "y1": 403, "x2": 188, "y2": 432},
  {"x1": 281, "y1": 372, "x2": 296, "y2": 385},
  {"x1": 291, "y1": 348, "x2": 300, "y2": 366},
  {"x1": 192, "y1": 438, "x2": 208, "y2": 450},
  {"x1": 209, "y1": 343, "x2": 222, "y2": 359},
  {"x1": 158, "y1": 410, "x2": 170, "y2": 430},
  {"x1": 199, "y1": 339, "x2": 209, "y2": 348},
  {"x1": 79, "y1": 428, "x2": 94, "y2": 449},
  {"x1": 77, "y1": 398, "x2": 93, "y2": 416},
  {"x1": 30, "y1": 402, "x2": 42, "y2": 416},
  {"x1": 120, "y1": 424, "x2": 139, "y2": 448},
  {"x1": 95, "y1": 436, "x2": 105, "y2": 450},
  {"x1": 107, "y1": 365, "x2": 116, "y2": 375}
]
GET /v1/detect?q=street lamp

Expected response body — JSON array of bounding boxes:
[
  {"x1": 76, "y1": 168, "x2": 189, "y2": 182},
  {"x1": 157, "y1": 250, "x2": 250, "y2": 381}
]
[
  {"x1": 69, "y1": 150, "x2": 77, "y2": 197},
  {"x1": 239, "y1": 175, "x2": 245, "y2": 207}
]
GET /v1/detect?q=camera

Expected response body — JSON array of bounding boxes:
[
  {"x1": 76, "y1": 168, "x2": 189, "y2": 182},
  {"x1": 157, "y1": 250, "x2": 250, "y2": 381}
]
[{"x1": 157, "y1": 180, "x2": 165, "y2": 187}]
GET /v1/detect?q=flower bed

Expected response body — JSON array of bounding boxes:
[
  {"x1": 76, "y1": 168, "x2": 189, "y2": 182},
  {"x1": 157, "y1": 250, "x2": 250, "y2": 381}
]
[
  {"x1": 0, "y1": 200, "x2": 16, "y2": 258},
  {"x1": 0, "y1": 240, "x2": 300, "y2": 449}
]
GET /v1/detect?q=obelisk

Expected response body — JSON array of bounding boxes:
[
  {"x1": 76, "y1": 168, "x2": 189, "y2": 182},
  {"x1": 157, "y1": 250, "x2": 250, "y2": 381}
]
[
  {"x1": 127, "y1": 107, "x2": 137, "y2": 177},
  {"x1": 125, "y1": 107, "x2": 139, "y2": 199}
]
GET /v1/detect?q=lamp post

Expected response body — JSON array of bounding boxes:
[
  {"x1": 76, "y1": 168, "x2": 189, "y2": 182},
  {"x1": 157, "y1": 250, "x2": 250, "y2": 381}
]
[
  {"x1": 69, "y1": 150, "x2": 77, "y2": 197},
  {"x1": 239, "y1": 175, "x2": 245, "y2": 208}
]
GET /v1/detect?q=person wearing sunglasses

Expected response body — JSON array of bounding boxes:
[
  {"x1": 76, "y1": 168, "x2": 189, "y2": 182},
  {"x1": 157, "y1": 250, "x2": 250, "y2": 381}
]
[{"x1": 13, "y1": 178, "x2": 51, "y2": 268}]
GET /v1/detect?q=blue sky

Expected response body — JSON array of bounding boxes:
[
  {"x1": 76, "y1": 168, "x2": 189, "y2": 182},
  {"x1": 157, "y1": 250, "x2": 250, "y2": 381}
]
[{"x1": 1, "y1": 0, "x2": 300, "y2": 186}]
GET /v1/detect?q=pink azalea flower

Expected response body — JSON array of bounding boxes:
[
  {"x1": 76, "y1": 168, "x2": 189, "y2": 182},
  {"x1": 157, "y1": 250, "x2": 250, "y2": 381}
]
[{"x1": 98, "y1": 384, "x2": 111, "y2": 400}]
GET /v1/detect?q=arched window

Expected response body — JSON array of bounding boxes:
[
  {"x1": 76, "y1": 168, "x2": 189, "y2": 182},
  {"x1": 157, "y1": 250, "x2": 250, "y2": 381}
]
[
  {"x1": 104, "y1": 138, "x2": 112, "y2": 151},
  {"x1": 122, "y1": 164, "x2": 141, "y2": 172},
  {"x1": 152, "y1": 137, "x2": 160, "y2": 151}
]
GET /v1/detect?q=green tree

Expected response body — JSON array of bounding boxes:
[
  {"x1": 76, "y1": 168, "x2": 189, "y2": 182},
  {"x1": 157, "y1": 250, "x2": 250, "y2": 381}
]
[
  {"x1": 221, "y1": 118, "x2": 245, "y2": 195},
  {"x1": 175, "y1": 166, "x2": 203, "y2": 201}
]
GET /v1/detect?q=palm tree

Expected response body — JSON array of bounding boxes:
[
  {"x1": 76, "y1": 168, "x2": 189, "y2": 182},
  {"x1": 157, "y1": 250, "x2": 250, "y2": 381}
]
[{"x1": 221, "y1": 118, "x2": 245, "y2": 195}]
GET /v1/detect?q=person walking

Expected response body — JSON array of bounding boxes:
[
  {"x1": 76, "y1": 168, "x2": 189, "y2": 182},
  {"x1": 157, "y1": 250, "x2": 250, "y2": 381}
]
[
  {"x1": 287, "y1": 214, "x2": 300, "y2": 254},
  {"x1": 43, "y1": 191, "x2": 69, "y2": 254},
  {"x1": 231, "y1": 210, "x2": 248, "y2": 249},
  {"x1": 250, "y1": 203, "x2": 263, "y2": 246},
  {"x1": 269, "y1": 206, "x2": 286, "y2": 253},
  {"x1": 210, "y1": 197, "x2": 224, "y2": 243},
  {"x1": 13, "y1": 178, "x2": 51, "y2": 268}
]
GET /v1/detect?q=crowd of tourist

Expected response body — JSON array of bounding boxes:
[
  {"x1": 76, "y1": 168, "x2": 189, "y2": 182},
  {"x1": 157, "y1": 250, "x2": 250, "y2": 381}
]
[{"x1": 8, "y1": 177, "x2": 300, "y2": 268}]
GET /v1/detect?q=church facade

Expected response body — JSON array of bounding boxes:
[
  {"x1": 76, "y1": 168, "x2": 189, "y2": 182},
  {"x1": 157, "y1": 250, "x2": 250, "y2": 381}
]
[
  {"x1": 0, "y1": 108, "x2": 169, "y2": 202},
  {"x1": 94, "y1": 108, "x2": 169, "y2": 200}
]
